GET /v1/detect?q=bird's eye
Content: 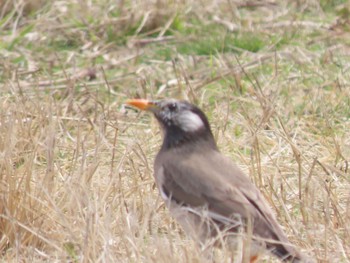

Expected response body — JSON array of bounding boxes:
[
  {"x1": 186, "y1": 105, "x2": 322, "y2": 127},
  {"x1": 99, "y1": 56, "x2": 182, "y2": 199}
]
[{"x1": 168, "y1": 103, "x2": 177, "y2": 112}]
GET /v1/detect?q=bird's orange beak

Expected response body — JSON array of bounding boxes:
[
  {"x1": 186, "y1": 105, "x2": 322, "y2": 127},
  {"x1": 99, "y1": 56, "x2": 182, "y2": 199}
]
[{"x1": 125, "y1": 99, "x2": 158, "y2": 111}]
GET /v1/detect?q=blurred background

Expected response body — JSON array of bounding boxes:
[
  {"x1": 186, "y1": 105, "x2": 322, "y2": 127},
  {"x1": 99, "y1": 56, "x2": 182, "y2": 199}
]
[{"x1": 1, "y1": 0, "x2": 350, "y2": 262}]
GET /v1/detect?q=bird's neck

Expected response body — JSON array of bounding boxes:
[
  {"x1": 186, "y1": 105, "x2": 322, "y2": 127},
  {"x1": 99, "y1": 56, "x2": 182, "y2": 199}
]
[{"x1": 161, "y1": 126, "x2": 218, "y2": 151}]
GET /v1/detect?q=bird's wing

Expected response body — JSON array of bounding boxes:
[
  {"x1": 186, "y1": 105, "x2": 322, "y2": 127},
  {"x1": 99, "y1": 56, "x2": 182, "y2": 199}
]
[
  {"x1": 155, "y1": 149, "x2": 294, "y2": 249},
  {"x1": 158, "y1": 150, "x2": 263, "y2": 217}
]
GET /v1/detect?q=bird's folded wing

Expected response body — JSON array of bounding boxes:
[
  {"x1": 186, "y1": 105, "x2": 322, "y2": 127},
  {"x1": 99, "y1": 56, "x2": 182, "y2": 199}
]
[
  {"x1": 156, "y1": 150, "x2": 289, "y2": 243},
  {"x1": 162, "y1": 155, "x2": 253, "y2": 213}
]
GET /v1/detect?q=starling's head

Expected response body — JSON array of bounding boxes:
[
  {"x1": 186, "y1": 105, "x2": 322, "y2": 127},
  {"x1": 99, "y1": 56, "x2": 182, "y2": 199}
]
[{"x1": 126, "y1": 98, "x2": 216, "y2": 149}]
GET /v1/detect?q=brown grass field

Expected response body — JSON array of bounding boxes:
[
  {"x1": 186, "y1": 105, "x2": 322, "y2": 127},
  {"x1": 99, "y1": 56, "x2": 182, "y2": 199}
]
[{"x1": 1, "y1": 0, "x2": 350, "y2": 262}]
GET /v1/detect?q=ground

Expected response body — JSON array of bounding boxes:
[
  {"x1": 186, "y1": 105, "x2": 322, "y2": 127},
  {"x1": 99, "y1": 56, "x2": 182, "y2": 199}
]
[{"x1": 0, "y1": 0, "x2": 350, "y2": 262}]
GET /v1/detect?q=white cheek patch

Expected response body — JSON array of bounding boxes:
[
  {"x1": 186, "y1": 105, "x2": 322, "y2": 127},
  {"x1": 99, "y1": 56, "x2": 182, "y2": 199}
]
[{"x1": 177, "y1": 111, "x2": 204, "y2": 132}]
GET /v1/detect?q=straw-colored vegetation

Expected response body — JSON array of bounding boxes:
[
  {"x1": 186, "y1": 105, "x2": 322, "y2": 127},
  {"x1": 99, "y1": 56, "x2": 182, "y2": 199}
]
[{"x1": 1, "y1": 0, "x2": 350, "y2": 262}]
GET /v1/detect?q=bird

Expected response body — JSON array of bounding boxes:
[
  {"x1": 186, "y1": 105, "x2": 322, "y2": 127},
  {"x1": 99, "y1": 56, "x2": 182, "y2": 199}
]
[{"x1": 126, "y1": 98, "x2": 311, "y2": 263}]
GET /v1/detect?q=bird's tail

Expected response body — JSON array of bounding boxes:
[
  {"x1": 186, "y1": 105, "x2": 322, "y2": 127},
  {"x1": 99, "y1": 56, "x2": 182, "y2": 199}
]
[{"x1": 270, "y1": 243, "x2": 314, "y2": 263}]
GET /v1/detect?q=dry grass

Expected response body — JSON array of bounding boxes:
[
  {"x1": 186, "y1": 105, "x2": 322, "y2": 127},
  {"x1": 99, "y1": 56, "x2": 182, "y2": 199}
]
[{"x1": 1, "y1": 0, "x2": 350, "y2": 262}]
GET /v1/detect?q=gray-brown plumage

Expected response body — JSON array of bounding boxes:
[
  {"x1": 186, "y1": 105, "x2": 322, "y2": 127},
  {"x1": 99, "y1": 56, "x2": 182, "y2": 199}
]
[{"x1": 126, "y1": 98, "x2": 311, "y2": 263}]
